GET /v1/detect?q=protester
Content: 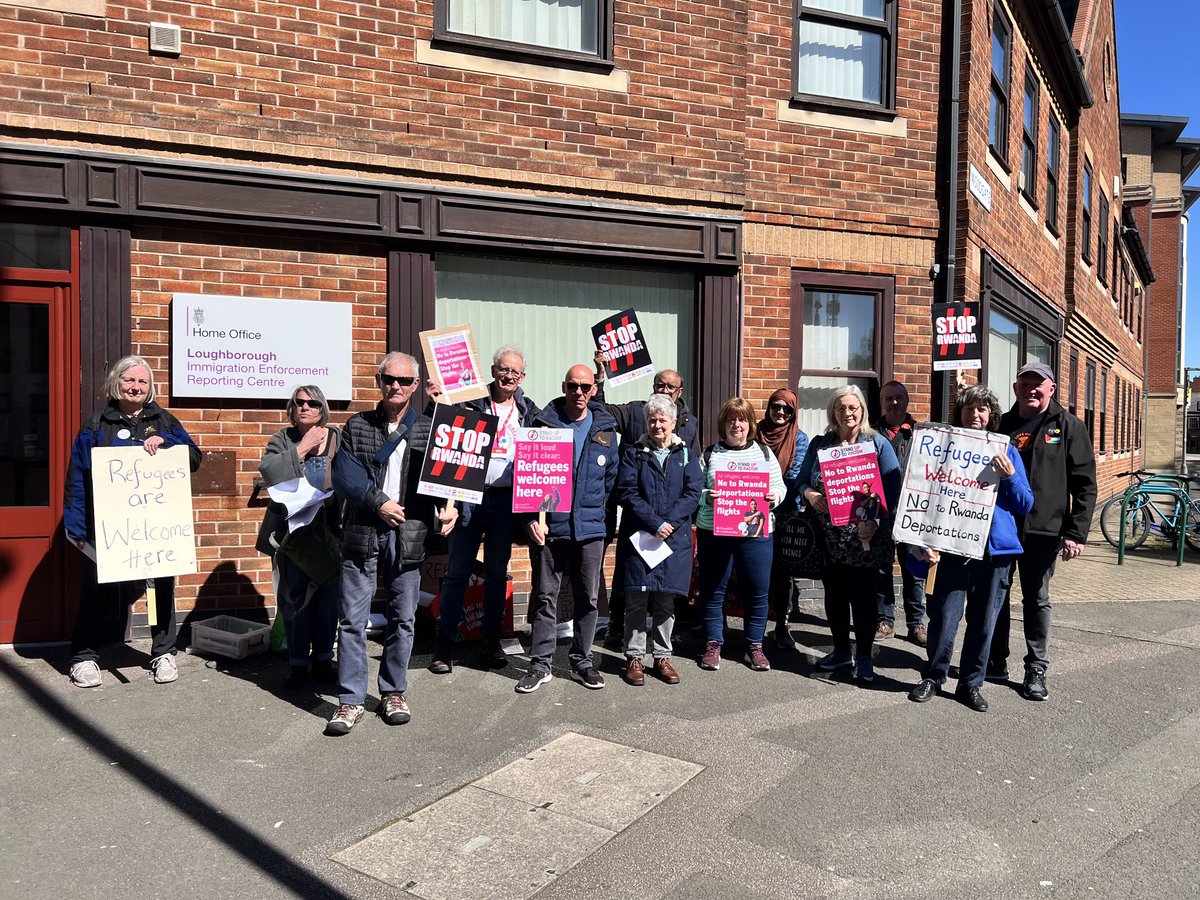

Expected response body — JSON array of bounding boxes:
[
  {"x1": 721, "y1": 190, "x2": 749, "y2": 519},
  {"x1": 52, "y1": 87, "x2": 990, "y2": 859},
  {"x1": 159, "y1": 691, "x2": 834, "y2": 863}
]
[
  {"x1": 757, "y1": 388, "x2": 809, "y2": 650},
  {"x1": 517, "y1": 365, "x2": 619, "y2": 693},
  {"x1": 257, "y1": 385, "x2": 341, "y2": 689},
  {"x1": 325, "y1": 352, "x2": 456, "y2": 735},
  {"x1": 871, "y1": 380, "x2": 927, "y2": 646},
  {"x1": 989, "y1": 361, "x2": 1096, "y2": 701},
  {"x1": 908, "y1": 385, "x2": 1033, "y2": 712},
  {"x1": 615, "y1": 394, "x2": 703, "y2": 685},
  {"x1": 63, "y1": 356, "x2": 202, "y2": 688},
  {"x1": 428, "y1": 347, "x2": 540, "y2": 674},
  {"x1": 695, "y1": 397, "x2": 785, "y2": 672},
  {"x1": 797, "y1": 385, "x2": 901, "y2": 683}
]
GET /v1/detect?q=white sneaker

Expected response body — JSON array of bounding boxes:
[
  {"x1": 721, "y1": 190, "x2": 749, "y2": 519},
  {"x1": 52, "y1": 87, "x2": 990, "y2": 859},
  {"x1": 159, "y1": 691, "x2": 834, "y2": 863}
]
[
  {"x1": 151, "y1": 654, "x2": 178, "y2": 684},
  {"x1": 69, "y1": 660, "x2": 102, "y2": 688}
]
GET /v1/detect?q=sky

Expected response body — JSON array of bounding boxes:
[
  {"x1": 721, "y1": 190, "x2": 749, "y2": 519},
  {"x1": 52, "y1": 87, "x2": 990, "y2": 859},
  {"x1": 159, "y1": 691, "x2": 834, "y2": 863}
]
[{"x1": 1113, "y1": 0, "x2": 1200, "y2": 371}]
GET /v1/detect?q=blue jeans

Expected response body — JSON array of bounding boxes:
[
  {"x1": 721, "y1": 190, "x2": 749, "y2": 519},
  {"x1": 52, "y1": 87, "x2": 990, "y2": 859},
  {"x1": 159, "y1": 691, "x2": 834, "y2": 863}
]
[
  {"x1": 336, "y1": 530, "x2": 421, "y2": 705},
  {"x1": 275, "y1": 555, "x2": 338, "y2": 667},
  {"x1": 924, "y1": 554, "x2": 1013, "y2": 689},
  {"x1": 877, "y1": 543, "x2": 927, "y2": 629},
  {"x1": 697, "y1": 530, "x2": 772, "y2": 646},
  {"x1": 436, "y1": 488, "x2": 514, "y2": 640},
  {"x1": 528, "y1": 538, "x2": 603, "y2": 673}
]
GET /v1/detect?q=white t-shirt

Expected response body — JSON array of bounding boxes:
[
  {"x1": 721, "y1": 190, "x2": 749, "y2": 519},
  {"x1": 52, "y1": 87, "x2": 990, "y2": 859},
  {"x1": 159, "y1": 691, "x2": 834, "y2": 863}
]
[
  {"x1": 485, "y1": 399, "x2": 520, "y2": 486},
  {"x1": 382, "y1": 422, "x2": 408, "y2": 502}
]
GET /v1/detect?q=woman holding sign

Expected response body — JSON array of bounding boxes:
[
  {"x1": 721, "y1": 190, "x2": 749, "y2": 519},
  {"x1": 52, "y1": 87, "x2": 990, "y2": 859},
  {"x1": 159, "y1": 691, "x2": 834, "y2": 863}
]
[
  {"x1": 796, "y1": 385, "x2": 900, "y2": 683},
  {"x1": 615, "y1": 394, "x2": 703, "y2": 685},
  {"x1": 695, "y1": 398, "x2": 785, "y2": 673},
  {"x1": 63, "y1": 356, "x2": 201, "y2": 688},
  {"x1": 907, "y1": 385, "x2": 1032, "y2": 712}
]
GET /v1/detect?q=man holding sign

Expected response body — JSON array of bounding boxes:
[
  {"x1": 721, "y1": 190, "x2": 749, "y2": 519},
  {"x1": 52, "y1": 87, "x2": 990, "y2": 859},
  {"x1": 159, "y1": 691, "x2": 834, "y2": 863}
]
[{"x1": 515, "y1": 364, "x2": 618, "y2": 694}]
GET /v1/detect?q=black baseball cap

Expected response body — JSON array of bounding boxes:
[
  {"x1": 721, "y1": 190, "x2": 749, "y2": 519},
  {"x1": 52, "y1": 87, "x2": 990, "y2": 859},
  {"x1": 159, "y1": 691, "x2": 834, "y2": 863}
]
[{"x1": 1015, "y1": 362, "x2": 1056, "y2": 383}]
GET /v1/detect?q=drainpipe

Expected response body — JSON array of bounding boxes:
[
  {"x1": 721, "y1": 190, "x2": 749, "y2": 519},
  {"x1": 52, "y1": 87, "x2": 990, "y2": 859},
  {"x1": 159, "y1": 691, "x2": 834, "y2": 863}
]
[{"x1": 937, "y1": 0, "x2": 964, "y2": 420}]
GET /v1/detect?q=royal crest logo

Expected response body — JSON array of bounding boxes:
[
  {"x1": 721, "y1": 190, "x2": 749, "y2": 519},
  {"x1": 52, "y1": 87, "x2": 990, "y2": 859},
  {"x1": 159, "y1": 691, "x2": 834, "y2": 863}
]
[{"x1": 192, "y1": 308, "x2": 205, "y2": 326}]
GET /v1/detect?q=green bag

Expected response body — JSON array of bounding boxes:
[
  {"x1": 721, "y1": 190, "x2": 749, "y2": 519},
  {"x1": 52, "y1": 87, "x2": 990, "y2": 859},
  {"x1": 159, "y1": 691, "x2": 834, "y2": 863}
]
[{"x1": 276, "y1": 518, "x2": 342, "y2": 587}]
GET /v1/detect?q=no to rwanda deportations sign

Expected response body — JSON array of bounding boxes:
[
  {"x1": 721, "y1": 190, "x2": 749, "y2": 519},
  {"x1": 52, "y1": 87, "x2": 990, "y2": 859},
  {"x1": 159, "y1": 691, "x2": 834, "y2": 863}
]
[
  {"x1": 417, "y1": 404, "x2": 498, "y2": 505},
  {"x1": 512, "y1": 429, "x2": 574, "y2": 513},
  {"x1": 420, "y1": 324, "x2": 489, "y2": 404},
  {"x1": 592, "y1": 308, "x2": 654, "y2": 388},
  {"x1": 91, "y1": 446, "x2": 197, "y2": 583},
  {"x1": 892, "y1": 425, "x2": 1011, "y2": 559},
  {"x1": 816, "y1": 442, "x2": 887, "y2": 527}
]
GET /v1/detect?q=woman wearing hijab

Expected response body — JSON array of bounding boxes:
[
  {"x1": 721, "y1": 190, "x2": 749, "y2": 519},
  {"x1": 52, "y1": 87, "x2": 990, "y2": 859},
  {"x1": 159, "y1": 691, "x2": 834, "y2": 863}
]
[{"x1": 758, "y1": 388, "x2": 809, "y2": 650}]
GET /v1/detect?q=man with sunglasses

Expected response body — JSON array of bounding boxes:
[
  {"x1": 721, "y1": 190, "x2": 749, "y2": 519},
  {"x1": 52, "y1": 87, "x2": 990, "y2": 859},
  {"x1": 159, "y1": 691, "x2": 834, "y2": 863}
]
[
  {"x1": 428, "y1": 347, "x2": 540, "y2": 674},
  {"x1": 325, "y1": 351, "x2": 457, "y2": 736},
  {"x1": 516, "y1": 365, "x2": 619, "y2": 693}
]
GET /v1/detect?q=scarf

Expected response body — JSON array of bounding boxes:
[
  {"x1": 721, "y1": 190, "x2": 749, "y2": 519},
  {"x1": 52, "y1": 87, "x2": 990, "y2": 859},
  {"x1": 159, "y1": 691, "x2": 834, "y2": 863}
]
[{"x1": 757, "y1": 388, "x2": 799, "y2": 474}]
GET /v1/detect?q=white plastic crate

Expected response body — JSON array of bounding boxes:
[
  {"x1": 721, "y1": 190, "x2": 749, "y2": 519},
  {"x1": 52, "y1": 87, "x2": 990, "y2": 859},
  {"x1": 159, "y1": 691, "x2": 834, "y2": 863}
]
[{"x1": 190, "y1": 615, "x2": 270, "y2": 659}]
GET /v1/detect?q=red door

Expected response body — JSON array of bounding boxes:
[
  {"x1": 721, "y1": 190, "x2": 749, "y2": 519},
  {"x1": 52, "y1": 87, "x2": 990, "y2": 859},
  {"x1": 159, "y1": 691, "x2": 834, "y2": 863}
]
[{"x1": 0, "y1": 270, "x2": 79, "y2": 643}]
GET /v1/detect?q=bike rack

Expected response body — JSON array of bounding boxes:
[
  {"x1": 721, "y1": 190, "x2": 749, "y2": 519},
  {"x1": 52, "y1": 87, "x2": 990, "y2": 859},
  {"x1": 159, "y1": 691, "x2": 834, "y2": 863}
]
[{"x1": 1117, "y1": 483, "x2": 1189, "y2": 567}]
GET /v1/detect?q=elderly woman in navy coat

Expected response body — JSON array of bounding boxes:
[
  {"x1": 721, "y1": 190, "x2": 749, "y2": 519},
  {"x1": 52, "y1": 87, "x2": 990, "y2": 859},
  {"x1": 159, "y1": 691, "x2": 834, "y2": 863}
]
[{"x1": 615, "y1": 394, "x2": 703, "y2": 686}]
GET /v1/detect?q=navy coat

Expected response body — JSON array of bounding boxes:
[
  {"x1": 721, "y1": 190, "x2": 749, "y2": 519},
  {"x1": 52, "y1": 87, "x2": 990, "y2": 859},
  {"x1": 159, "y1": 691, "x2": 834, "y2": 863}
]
[
  {"x1": 616, "y1": 436, "x2": 703, "y2": 596},
  {"x1": 530, "y1": 398, "x2": 619, "y2": 542}
]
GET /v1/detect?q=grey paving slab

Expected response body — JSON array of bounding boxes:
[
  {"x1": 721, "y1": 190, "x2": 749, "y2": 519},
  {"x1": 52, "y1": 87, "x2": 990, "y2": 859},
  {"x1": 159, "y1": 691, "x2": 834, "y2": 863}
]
[{"x1": 472, "y1": 731, "x2": 704, "y2": 832}]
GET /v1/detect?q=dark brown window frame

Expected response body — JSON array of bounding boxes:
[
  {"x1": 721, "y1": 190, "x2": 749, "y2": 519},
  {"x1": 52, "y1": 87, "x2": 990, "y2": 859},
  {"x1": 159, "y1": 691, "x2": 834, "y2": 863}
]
[
  {"x1": 433, "y1": 0, "x2": 616, "y2": 70},
  {"x1": 1084, "y1": 358, "x2": 1096, "y2": 443},
  {"x1": 791, "y1": 0, "x2": 899, "y2": 117},
  {"x1": 1097, "y1": 192, "x2": 1109, "y2": 287},
  {"x1": 989, "y1": 3, "x2": 1012, "y2": 166},
  {"x1": 1045, "y1": 114, "x2": 1061, "y2": 234},
  {"x1": 1020, "y1": 65, "x2": 1039, "y2": 205},
  {"x1": 1081, "y1": 160, "x2": 1094, "y2": 264},
  {"x1": 1068, "y1": 348, "x2": 1079, "y2": 415},
  {"x1": 1099, "y1": 364, "x2": 1108, "y2": 452}
]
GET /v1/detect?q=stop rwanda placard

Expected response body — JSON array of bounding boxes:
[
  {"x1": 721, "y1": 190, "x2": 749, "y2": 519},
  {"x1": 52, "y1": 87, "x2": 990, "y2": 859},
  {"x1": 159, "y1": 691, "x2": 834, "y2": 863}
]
[
  {"x1": 932, "y1": 302, "x2": 982, "y2": 371},
  {"x1": 593, "y1": 308, "x2": 654, "y2": 387},
  {"x1": 417, "y1": 404, "x2": 498, "y2": 505}
]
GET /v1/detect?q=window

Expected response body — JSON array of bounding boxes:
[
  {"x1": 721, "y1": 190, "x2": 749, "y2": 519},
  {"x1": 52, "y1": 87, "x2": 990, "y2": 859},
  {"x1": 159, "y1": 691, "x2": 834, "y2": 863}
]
[
  {"x1": 1114, "y1": 378, "x2": 1122, "y2": 451},
  {"x1": 436, "y1": 0, "x2": 612, "y2": 64},
  {"x1": 435, "y1": 255, "x2": 694, "y2": 406},
  {"x1": 989, "y1": 4, "x2": 1012, "y2": 162},
  {"x1": 1097, "y1": 193, "x2": 1109, "y2": 286},
  {"x1": 1136, "y1": 286, "x2": 1143, "y2": 342},
  {"x1": 1082, "y1": 162, "x2": 1093, "y2": 263},
  {"x1": 794, "y1": 0, "x2": 897, "y2": 111},
  {"x1": 987, "y1": 310, "x2": 1054, "y2": 406},
  {"x1": 790, "y1": 271, "x2": 893, "y2": 438},
  {"x1": 1084, "y1": 360, "x2": 1096, "y2": 443},
  {"x1": 1021, "y1": 67, "x2": 1038, "y2": 201},
  {"x1": 0, "y1": 223, "x2": 71, "y2": 270},
  {"x1": 1046, "y1": 115, "x2": 1061, "y2": 231},
  {"x1": 1100, "y1": 365, "x2": 1108, "y2": 452},
  {"x1": 1068, "y1": 349, "x2": 1079, "y2": 415}
]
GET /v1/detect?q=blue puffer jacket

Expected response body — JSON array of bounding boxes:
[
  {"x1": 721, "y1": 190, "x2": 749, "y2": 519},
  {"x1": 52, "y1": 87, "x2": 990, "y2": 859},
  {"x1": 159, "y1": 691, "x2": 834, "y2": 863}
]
[
  {"x1": 985, "y1": 444, "x2": 1034, "y2": 557},
  {"x1": 530, "y1": 399, "x2": 619, "y2": 542}
]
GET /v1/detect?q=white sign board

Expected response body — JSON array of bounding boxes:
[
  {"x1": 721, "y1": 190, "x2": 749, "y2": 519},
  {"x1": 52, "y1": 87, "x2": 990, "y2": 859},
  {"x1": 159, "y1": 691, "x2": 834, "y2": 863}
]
[
  {"x1": 172, "y1": 293, "x2": 353, "y2": 400},
  {"x1": 968, "y1": 163, "x2": 993, "y2": 211},
  {"x1": 91, "y1": 445, "x2": 197, "y2": 583},
  {"x1": 892, "y1": 425, "x2": 1011, "y2": 560}
]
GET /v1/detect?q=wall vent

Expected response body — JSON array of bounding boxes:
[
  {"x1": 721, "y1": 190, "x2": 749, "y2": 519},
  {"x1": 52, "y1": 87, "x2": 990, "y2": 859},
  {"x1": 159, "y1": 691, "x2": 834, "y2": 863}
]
[{"x1": 149, "y1": 23, "x2": 181, "y2": 56}]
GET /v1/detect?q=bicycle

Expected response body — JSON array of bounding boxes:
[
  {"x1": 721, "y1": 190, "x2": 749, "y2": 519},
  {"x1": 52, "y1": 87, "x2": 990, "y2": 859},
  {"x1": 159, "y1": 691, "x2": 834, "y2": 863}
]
[{"x1": 1098, "y1": 470, "x2": 1200, "y2": 551}]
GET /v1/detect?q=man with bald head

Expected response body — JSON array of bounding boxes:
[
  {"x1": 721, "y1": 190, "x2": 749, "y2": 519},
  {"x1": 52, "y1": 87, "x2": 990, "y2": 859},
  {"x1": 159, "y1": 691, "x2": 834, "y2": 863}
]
[{"x1": 516, "y1": 364, "x2": 619, "y2": 693}]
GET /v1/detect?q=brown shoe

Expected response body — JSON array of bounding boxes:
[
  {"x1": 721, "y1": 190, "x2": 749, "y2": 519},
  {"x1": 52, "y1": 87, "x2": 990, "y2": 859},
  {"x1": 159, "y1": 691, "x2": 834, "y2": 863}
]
[
  {"x1": 653, "y1": 658, "x2": 681, "y2": 684},
  {"x1": 875, "y1": 622, "x2": 895, "y2": 641},
  {"x1": 625, "y1": 657, "x2": 645, "y2": 686},
  {"x1": 908, "y1": 624, "x2": 928, "y2": 647}
]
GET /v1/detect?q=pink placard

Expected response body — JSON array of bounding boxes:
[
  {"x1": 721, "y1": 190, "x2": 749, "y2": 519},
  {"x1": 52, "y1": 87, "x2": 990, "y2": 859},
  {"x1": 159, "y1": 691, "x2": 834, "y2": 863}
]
[
  {"x1": 817, "y1": 442, "x2": 885, "y2": 527},
  {"x1": 512, "y1": 428, "x2": 574, "y2": 514},
  {"x1": 712, "y1": 462, "x2": 771, "y2": 538}
]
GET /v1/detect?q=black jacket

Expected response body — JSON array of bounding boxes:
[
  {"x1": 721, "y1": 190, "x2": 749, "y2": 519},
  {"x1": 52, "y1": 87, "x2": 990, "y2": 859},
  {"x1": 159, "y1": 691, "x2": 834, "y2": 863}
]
[
  {"x1": 333, "y1": 404, "x2": 435, "y2": 564},
  {"x1": 999, "y1": 398, "x2": 1097, "y2": 542}
]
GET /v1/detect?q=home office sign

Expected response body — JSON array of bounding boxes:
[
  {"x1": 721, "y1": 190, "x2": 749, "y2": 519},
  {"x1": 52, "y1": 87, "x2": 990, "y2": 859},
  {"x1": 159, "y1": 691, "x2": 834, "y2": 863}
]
[{"x1": 171, "y1": 293, "x2": 353, "y2": 400}]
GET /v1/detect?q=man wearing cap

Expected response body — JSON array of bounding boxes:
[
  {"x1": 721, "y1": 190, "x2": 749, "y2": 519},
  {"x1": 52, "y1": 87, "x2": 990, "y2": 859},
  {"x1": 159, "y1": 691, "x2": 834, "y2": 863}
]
[{"x1": 991, "y1": 361, "x2": 1096, "y2": 701}]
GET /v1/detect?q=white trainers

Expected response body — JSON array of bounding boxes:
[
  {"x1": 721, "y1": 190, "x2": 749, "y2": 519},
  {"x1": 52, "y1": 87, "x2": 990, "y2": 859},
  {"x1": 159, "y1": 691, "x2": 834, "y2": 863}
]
[
  {"x1": 151, "y1": 654, "x2": 178, "y2": 684},
  {"x1": 69, "y1": 660, "x2": 102, "y2": 688}
]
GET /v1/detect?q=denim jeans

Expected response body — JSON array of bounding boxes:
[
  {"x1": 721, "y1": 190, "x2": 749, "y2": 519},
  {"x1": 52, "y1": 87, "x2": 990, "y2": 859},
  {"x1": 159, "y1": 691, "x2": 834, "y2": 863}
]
[
  {"x1": 697, "y1": 530, "x2": 772, "y2": 646},
  {"x1": 436, "y1": 488, "x2": 515, "y2": 640},
  {"x1": 528, "y1": 538, "x2": 603, "y2": 673},
  {"x1": 923, "y1": 554, "x2": 1014, "y2": 689},
  {"x1": 71, "y1": 564, "x2": 178, "y2": 663},
  {"x1": 624, "y1": 590, "x2": 676, "y2": 658},
  {"x1": 991, "y1": 533, "x2": 1057, "y2": 672},
  {"x1": 876, "y1": 543, "x2": 926, "y2": 629},
  {"x1": 336, "y1": 530, "x2": 421, "y2": 705},
  {"x1": 275, "y1": 555, "x2": 338, "y2": 667},
  {"x1": 823, "y1": 562, "x2": 877, "y2": 660}
]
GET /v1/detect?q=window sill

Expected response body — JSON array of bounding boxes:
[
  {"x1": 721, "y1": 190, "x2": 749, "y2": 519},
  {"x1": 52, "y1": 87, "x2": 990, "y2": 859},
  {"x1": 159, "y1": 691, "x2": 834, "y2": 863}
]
[
  {"x1": 1043, "y1": 223, "x2": 1060, "y2": 248},
  {"x1": 987, "y1": 146, "x2": 1012, "y2": 175},
  {"x1": 416, "y1": 40, "x2": 629, "y2": 93},
  {"x1": 985, "y1": 151, "x2": 1012, "y2": 189},
  {"x1": 776, "y1": 101, "x2": 907, "y2": 138},
  {"x1": 1019, "y1": 191, "x2": 1039, "y2": 222},
  {"x1": 1, "y1": 0, "x2": 104, "y2": 12}
]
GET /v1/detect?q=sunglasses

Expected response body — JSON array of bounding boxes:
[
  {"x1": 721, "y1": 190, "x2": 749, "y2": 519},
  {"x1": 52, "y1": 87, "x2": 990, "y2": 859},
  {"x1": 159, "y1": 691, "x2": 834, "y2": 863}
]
[
  {"x1": 654, "y1": 381, "x2": 682, "y2": 391},
  {"x1": 564, "y1": 382, "x2": 594, "y2": 393},
  {"x1": 294, "y1": 398, "x2": 323, "y2": 409},
  {"x1": 769, "y1": 402, "x2": 795, "y2": 414},
  {"x1": 380, "y1": 374, "x2": 417, "y2": 387}
]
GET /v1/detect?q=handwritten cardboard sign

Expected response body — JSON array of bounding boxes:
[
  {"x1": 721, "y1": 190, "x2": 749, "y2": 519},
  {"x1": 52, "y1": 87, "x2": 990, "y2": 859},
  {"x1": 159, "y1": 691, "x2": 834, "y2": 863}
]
[
  {"x1": 420, "y1": 324, "x2": 489, "y2": 403},
  {"x1": 817, "y1": 442, "x2": 886, "y2": 527},
  {"x1": 512, "y1": 428, "x2": 574, "y2": 514},
  {"x1": 712, "y1": 457, "x2": 771, "y2": 538},
  {"x1": 592, "y1": 308, "x2": 653, "y2": 388},
  {"x1": 91, "y1": 445, "x2": 197, "y2": 583},
  {"x1": 417, "y1": 403, "x2": 498, "y2": 505},
  {"x1": 892, "y1": 425, "x2": 1010, "y2": 559}
]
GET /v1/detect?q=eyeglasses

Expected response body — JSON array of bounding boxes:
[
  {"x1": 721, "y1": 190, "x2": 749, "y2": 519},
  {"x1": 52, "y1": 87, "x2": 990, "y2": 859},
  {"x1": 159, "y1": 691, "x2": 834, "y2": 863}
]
[
  {"x1": 380, "y1": 374, "x2": 417, "y2": 387},
  {"x1": 294, "y1": 398, "x2": 323, "y2": 409},
  {"x1": 564, "y1": 382, "x2": 594, "y2": 393},
  {"x1": 768, "y1": 402, "x2": 794, "y2": 415},
  {"x1": 654, "y1": 381, "x2": 682, "y2": 391},
  {"x1": 494, "y1": 367, "x2": 524, "y2": 378}
]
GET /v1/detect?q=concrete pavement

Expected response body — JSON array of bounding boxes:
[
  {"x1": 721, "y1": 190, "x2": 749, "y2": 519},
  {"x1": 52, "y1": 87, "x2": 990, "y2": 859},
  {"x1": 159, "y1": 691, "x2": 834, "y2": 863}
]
[{"x1": 1, "y1": 549, "x2": 1198, "y2": 900}]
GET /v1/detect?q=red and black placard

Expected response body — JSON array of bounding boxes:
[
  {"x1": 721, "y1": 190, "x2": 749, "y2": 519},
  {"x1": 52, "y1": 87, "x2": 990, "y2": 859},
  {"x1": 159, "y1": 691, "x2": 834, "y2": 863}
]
[{"x1": 417, "y1": 403, "x2": 499, "y2": 505}]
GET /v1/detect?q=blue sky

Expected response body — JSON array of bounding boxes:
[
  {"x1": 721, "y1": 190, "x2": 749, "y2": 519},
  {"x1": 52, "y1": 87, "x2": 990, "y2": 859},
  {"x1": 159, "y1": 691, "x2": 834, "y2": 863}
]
[{"x1": 1114, "y1": 0, "x2": 1200, "y2": 369}]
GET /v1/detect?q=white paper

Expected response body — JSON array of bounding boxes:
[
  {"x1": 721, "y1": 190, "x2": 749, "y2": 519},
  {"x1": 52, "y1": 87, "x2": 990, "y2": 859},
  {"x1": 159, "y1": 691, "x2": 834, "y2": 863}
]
[
  {"x1": 267, "y1": 478, "x2": 334, "y2": 533},
  {"x1": 629, "y1": 530, "x2": 673, "y2": 569}
]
